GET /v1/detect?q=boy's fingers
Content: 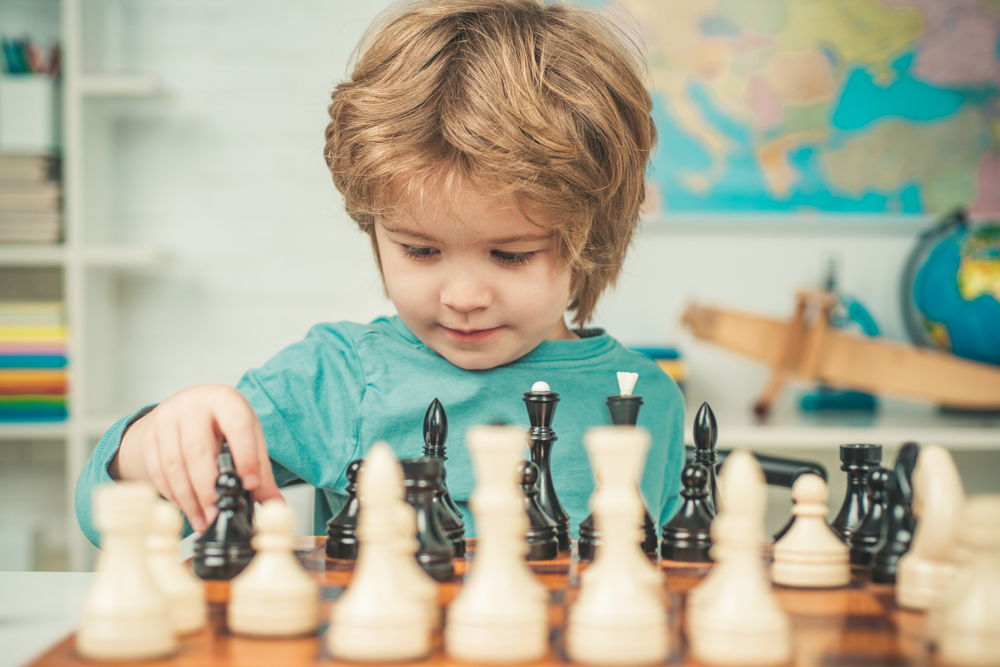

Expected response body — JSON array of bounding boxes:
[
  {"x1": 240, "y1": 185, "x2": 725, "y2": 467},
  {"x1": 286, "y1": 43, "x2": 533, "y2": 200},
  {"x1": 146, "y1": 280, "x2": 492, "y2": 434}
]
[
  {"x1": 252, "y1": 431, "x2": 284, "y2": 504},
  {"x1": 158, "y1": 424, "x2": 207, "y2": 533},
  {"x1": 219, "y1": 409, "x2": 268, "y2": 492},
  {"x1": 182, "y1": 424, "x2": 222, "y2": 526}
]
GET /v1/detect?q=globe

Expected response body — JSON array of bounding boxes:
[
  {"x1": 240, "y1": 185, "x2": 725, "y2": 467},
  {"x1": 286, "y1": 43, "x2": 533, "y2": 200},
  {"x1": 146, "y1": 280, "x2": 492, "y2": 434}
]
[{"x1": 903, "y1": 213, "x2": 1000, "y2": 367}]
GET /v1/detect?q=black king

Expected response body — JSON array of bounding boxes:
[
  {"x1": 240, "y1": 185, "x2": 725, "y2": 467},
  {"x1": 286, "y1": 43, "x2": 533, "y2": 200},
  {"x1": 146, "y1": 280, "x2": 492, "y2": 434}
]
[{"x1": 523, "y1": 384, "x2": 571, "y2": 551}]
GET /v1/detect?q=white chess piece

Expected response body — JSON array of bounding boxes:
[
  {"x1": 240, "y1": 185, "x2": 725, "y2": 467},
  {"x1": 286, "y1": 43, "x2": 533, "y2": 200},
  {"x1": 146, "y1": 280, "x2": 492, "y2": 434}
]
[
  {"x1": 937, "y1": 494, "x2": 1000, "y2": 666},
  {"x1": 772, "y1": 474, "x2": 850, "y2": 588},
  {"x1": 446, "y1": 425, "x2": 549, "y2": 663},
  {"x1": 389, "y1": 478, "x2": 440, "y2": 630},
  {"x1": 566, "y1": 426, "x2": 668, "y2": 665},
  {"x1": 687, "y1": 450, "x2": 792, "y2": 666},
  {"x1": 77, "y1": 482, "x2": 177, "y2": 660},
  {"x1": 146, "y1": 499, "x2": 206, "y2": 634},
  {"x1": 228, "y1": 499, "x2": 318, "y2": 636},
  {"x1": 329, "y1": 443, "x2": 432, "y2": 661},
  {"x1": 897, "y1": 444, "x2": 966, "y2": 610}
]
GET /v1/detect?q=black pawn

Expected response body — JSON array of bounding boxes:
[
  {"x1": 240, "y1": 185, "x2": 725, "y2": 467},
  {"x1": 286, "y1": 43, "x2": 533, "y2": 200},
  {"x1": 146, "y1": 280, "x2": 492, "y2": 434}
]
[
  {"x1": 192, "y1": 467, "x2": 255, "y2": 580},
  {"x1": 401, "y1": 457, "x2": 455, "y2": 582},
  {"x1": 693, "y1": 403, "x2": 720, "y2": 514},
  {"x1": 661, "y1": 462, "x2": 714, "y2": 563},
  {"x1": 605, "y1": 390, "x2": 657, "y2": 555},
  {"x1": 423, "y1": 398, "x2": 465, "y2": 557},
  {"x1": 872, "y1": 443, "x2": 920, "y2": 584},
  {"x1": 218, "y1": 441, "x2": 254, "y2": 526},
  {"x1": 325, "y1": 460, "x2": 362, "y2": 559},
  {"x1": 578, "y1": 513, "x2": 598, "y2": 561},
  {"x1": 519, "y1": 460, "x2": 559, "y2": 561},
  {"x1": 849, "y1": 466, "x2": 890, "y2": 566},
  {"x1": 523, "y1": 386, "x2": 571, "y2": 551},
  {"x1": 830, "y1": 444, "x2": 882, "y2": 543}
]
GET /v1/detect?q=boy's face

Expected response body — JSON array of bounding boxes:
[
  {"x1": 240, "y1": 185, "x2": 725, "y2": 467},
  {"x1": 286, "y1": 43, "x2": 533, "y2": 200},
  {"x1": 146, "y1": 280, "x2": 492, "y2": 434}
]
[{"x1": 375, "y1": 184, "x2": 576, "y2": 370}]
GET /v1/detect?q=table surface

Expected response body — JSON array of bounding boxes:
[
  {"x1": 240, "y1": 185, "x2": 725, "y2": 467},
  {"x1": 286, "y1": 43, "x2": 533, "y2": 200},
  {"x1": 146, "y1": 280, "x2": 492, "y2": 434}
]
[{"x1": 18, "y1": 536, "x2": 936, "y2": 667}]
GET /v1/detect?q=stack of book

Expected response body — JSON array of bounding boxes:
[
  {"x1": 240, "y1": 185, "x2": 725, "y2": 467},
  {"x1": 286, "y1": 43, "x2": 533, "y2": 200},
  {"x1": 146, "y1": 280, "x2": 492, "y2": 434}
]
[
  {"x1": 0, "y1": 301, "x2": 68, "y2": 422},
  {"x1": 0, "y1": 156, "x2": 61, "y2": 243}
]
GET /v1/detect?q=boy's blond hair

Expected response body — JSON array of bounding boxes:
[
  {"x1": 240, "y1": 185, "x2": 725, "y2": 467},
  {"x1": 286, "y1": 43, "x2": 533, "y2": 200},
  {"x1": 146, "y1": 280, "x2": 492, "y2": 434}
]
[{"x1": 325, "y1": 0, "x2": 656, "y2": 325}]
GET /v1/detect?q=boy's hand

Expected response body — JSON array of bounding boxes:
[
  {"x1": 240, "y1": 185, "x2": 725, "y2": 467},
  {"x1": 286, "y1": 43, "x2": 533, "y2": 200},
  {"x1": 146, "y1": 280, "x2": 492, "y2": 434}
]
[{"x1": 111, "y1": 383, "x2": 283, "y2": 533}]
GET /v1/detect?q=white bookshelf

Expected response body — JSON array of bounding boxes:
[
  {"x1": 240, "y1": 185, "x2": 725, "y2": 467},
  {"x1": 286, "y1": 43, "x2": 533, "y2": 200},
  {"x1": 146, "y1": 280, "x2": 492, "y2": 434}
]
[{"x1": 0, "y1": 0, "x2": 166, "y2": 571}]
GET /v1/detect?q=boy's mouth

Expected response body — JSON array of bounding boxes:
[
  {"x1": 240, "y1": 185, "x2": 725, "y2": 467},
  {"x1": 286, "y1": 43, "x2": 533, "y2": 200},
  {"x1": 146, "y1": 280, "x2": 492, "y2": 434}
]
[{"x1": 440, "y1": 325, "x2": 502, "y2": 342}]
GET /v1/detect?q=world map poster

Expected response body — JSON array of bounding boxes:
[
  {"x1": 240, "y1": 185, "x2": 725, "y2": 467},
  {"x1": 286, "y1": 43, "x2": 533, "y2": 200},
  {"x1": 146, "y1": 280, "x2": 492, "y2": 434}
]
[{"x1": 595, "y1": 0, "x2": 1000, "y2": 222}]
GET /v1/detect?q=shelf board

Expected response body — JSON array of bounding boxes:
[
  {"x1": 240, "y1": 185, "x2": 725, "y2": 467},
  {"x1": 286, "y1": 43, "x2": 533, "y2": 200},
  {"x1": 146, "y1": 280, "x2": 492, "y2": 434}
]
[
  {"x1": 77, "y1": 73, "x2": 161, "y2": 97},
  {"x1": 0, "y1": 421, "x2": 69, "y2": 440},
  {"x1": 0, "y1": 244, "x2": 167, "y2": 268}
]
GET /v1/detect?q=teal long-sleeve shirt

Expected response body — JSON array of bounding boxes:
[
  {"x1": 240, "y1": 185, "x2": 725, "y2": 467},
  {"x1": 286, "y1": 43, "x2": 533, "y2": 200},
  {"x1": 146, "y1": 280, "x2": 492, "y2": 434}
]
[{"x1": 76, "y1": 316, "x2": 685, "y2": 546}]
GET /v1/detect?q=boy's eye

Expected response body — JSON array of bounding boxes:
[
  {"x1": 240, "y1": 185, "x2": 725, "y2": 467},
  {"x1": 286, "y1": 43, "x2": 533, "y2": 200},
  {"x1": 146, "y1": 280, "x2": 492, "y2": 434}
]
[
  {"x1": 399, "y1": 244, "x2": 438, "y2": 260},
  {"x1": 492, "y1": 250, "x2": 535, "y2": 266}
]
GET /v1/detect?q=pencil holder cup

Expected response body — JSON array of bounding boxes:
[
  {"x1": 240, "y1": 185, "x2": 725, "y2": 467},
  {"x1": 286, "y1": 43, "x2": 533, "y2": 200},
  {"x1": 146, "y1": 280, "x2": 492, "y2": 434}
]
[{"x1": 0, "y1": 74, "x2": 60, "y2": 154}]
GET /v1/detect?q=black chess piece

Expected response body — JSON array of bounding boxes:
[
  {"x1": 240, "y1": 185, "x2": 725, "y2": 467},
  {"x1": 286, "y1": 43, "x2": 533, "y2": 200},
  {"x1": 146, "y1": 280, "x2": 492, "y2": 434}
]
[
  {"x1": 693, "y1": 402, "x2": 720, "y2": 514},
  {"x1": 401, "y1": 457, "x2": 456, "y2": 582},
  {"x1": 577, "y1": 513, "x2": 598, "y2": 561},
  {"x1": 606, "y1": 389, "x2": 657, "y2": 555},
  {"x1": 325, "y1": 459, "x2": 362, "y2": 559},
  {"x1": 218, "y1": 441, "x2": 254, "y2": 526},
  {"x1": 849, "y1": 466, "x2": 890, "y2": 566},
  {"x1": 660, "y1": 462, "x2": 715, "y2": 563},
  {"x1": 523, "y1": 385, "x2": 571, "y2": 550},
  {"x1": 518, "y1": 460, "x2": 559, "y2": 561},
  {"x1": 831, "y1": 444, "x2": 882, "y2": 543},
  {"x1": 192, "y1": 466, "x2": 255, "y2": 580},
  {"x1": 871, "y1": 443, "x2": 920, "y2": 584},
  {"x1": 422, "y1": 398, "x2": 465, "y2": 557}
]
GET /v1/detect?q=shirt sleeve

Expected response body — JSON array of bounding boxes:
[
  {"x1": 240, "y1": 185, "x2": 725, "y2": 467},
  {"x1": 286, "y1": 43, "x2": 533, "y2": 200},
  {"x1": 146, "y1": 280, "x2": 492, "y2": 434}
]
[{"x1": 75, "y1": 404, "x2": 157, "y2": 547}]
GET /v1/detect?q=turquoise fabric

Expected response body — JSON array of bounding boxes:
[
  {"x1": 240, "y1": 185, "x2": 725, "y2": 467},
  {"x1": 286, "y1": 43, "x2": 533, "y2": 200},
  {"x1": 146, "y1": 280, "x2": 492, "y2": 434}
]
[{"x1": 76, "y1": 316, "x2": 685, "y2": 547}]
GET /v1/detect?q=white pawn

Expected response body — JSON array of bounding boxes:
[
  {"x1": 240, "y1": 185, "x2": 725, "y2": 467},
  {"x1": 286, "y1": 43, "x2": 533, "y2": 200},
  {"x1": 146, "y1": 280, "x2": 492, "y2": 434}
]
[
  {"x1": 772, "y1": 474, "x2": 850, "y2": 588},
  {"x1": 446, "y1": 425, "x2": 548, "y2": 663},
  {"x1": 329, "y1": 443, "x2": 432, "y2": 661},
  {"x1": 687, "y1": 450, "x2": 792, "y2": 666},
  {"x1": 77, "y1": 482, "x2": 177, "y2": 660},
  {"x1": 147, "y1": 499, "x2": 206, "y2": 634},
  {"x1": 937, "y1": 495, "x2": 1000, "y2": 666},
  {"x1": 897, "y1": 444, "x2": 966, "y2": 610},
  {"x1": 566, "y1": 426, "x2": 668, "y2": 666},
  {"x1": 228, "y1": 499, "x2": 318, "y2": 636}
]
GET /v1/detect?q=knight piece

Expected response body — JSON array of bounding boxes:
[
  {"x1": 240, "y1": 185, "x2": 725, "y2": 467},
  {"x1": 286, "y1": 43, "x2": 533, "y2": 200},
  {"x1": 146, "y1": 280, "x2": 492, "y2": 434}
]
[
  {"x1": 523, "y1": 381, "x2": 570, "y2": 550},
  {"x1": 423, "y1": 399, "x2": 466, "y2": 557},
  {"x1": 830, "y1": 443, "x2": 882, "y2": 543},
  {"x1": 660, "y1": 462, "x2": 714, "y2": 563},
  {"x1": 401, "y1": 457, "x2": 456, "y2": 582},
  {"x1": 849, "y1": 467, "x2": 890, "y2": 566},
  {"x1": 192, "y1": 466, "x2": 255, "y2": 580},
  {"x1": 518, "y1": 460, "x2": 559, "y2": 561},
  {"x1": 325, "y1": 459, "x2": 363, "y2": 559},
  {"x1": 871, "y1": 442, "x2": 920, "y2": 584}
]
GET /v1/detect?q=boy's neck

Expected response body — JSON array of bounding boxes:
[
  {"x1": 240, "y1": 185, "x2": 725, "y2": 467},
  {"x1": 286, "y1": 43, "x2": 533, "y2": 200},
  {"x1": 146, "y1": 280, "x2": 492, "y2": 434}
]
[{"x1": 547, "y1": 318, "x2": 579, "y2": 341}]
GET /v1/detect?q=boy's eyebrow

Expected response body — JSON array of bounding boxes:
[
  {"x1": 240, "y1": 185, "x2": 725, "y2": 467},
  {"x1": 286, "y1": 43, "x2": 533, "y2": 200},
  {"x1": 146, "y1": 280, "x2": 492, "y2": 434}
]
[{"x1": 387, "y1": 226, "x2": 553, "y2": 245}]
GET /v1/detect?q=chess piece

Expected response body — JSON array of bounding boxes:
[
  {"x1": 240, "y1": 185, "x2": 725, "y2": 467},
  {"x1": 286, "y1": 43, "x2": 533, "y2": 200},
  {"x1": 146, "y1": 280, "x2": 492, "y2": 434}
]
[
  {"x1": 518, "y1": 460, "x2": 559, "y2": 561},
  {"x1": 446, "y1": 425, "x2": 548, "y2": 663},
  {"x1": 566, "y1": 426, "x2": 668, "y2": 665},
  {"x1": 897, "y1": 444, "x2": 966, "y2": 610},
  {"x1": 192, "y1": 465, "x2": 255, "y2": 580},
  {"x1": 390, "y1": 496, "x2": 440, "y2": 631},
  {"x1": 402, "y1": 457, "x2": 456, "y2": 582},
  {"x1": 325, "y1": 459, "x2": 362, "y2": 559},
  {"x1": 329, "y1": 443, "x2": 433, "y2": 661},
  {"x1": 937, "y1": 495, "x2": 1000, "y2": 666},
  {"x1": 830, "y1": 443, "x2": 882, "y2": 543},
  {"x1": 218, "y1": 440, "x2": 254, "y2": 526},
  {"x1": 849, "y1": 467, "x2": 890, "y2": 566},
  {"x1": 423, "y1": 398, "x2": 466, "y2": 556},
  {"x1": 687, "y1": 450, "x2": 792, "y2": 666},
  {"x1": 77, "y1": 482, "x2": 177, "y2": 660},
  {"x1": 692, "y1": 402, "x2": 720, "y2": 513},
  {"x1": 871, "y1": 442, "x2": 920, "y2": 584},
  {"x1": 772, "y1": 474, "x2": 850, "y2": 588},
  {"x1": 229, "y1": 500, "x2": 319, "y2": 636},
  {"x1": 146, "y1": 499, "x2": 206, "y2": 634},
  {"x1": 523, "y1": 380, "x2": 571, "y2": 550},
  {"x1": 660, "y1": 462, "x2": 714, "y2": 563}
]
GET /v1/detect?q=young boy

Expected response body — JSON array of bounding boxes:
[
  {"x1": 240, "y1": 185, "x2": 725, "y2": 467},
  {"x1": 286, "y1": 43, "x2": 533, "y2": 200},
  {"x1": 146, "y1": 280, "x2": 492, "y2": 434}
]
[{"x1": 76, "y1": 0, "x2": 685, "y2": 546}]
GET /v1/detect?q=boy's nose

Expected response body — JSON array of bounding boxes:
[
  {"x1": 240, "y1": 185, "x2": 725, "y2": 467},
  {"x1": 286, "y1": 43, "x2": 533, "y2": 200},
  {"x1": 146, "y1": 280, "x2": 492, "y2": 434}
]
[{"x1": 440, "y1": 272, "x2": 493, "y2": 313}]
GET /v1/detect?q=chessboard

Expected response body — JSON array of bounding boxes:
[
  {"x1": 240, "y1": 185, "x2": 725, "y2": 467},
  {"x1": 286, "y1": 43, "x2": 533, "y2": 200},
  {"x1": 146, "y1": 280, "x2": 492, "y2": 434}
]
[{"x1": 26, "y1": 536, "x2": 930, "y2": 667}]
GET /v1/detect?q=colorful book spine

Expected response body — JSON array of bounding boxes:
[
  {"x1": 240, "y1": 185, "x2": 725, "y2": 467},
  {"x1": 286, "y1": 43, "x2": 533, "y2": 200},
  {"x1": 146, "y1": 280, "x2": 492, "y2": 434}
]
[{"x1": 0, "y1": 302, "x2": 67, "y2": 422}]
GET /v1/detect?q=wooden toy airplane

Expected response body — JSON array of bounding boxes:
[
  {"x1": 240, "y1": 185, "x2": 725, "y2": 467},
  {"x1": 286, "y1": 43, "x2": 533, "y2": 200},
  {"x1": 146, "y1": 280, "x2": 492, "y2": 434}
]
[{"x1": 682, "y1": 290, "x2": 1000, "y2": 419}]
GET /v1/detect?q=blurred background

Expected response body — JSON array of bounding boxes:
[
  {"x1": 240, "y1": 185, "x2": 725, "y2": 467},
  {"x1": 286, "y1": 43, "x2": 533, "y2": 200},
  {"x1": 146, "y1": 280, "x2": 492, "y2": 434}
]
[{"x1": 0, "y1": 0, "x2": 998, "y2": 572}]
